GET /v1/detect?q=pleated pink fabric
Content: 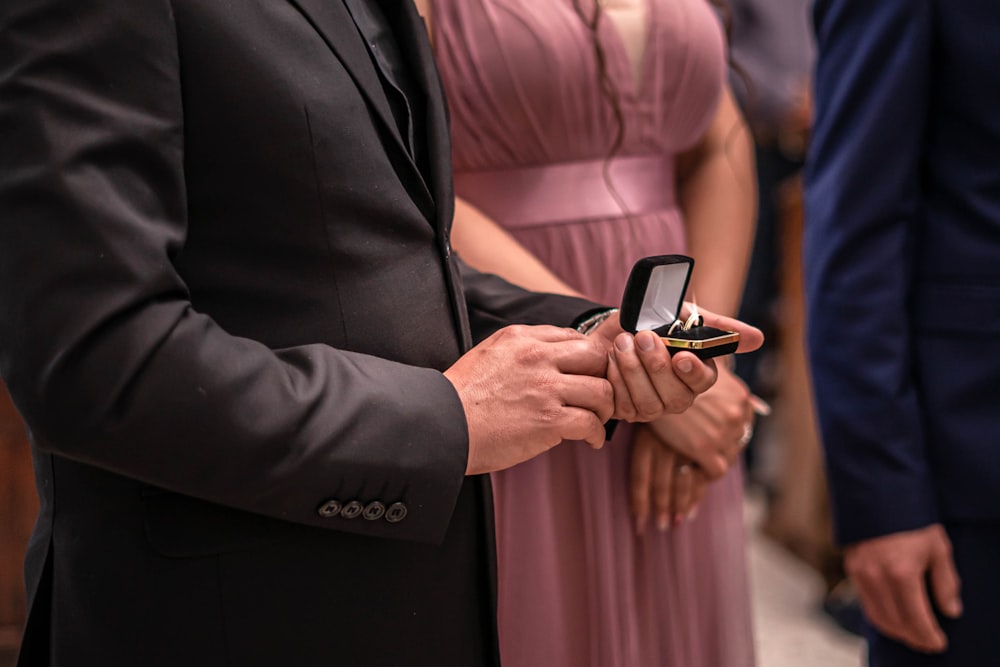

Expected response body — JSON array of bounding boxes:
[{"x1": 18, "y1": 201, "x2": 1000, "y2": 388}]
[{"x1": 433, "y1": 1, "x2": 755, "y2": 665}]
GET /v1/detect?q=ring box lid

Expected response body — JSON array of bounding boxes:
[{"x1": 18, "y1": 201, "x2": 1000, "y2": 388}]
[{"x1": 619, "y1": 255, "x2": 693, "y2": 333}]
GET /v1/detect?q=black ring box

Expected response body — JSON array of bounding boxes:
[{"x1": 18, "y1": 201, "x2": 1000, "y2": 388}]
[{"x1": 619, "y1": 255, "x2": 739, "y2": 360}]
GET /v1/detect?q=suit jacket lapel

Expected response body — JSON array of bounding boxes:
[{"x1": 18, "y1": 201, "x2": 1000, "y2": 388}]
[
  {"x1": 383, "y1": 0, "x2": 454, "y2": 230},
  {"x1": 290, "y1": 0, "x2": 435, "y2": 217}
]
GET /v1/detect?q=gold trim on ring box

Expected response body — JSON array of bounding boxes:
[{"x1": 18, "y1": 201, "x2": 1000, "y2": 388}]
[{"x1": 661, "y1": 331, "x2": 740, "y2": 351}]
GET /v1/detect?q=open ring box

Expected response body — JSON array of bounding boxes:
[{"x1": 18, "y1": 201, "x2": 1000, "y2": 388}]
[{"x1": 619, "y1": 254, "x2": 739, "y2": 360}]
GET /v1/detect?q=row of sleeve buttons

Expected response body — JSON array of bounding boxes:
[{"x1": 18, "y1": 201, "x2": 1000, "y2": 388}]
[{"x1": 317, "y1": 499, "x2": 408, "y2": 523}]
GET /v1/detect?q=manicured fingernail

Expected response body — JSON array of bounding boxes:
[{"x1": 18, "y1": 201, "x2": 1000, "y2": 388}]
[
  {"x1": 676, "y1": 357, "x2": 693, "y2": 374},
  {"x1": 751, "y1": 395, "x2": 772, "y2": 416},
  {"x1": 687, "y1": 506, "x2": 699, "y2": 521},
  {"x1": 636, "y1": 333, "x2": 655, "y2": 352},
  {"x1": 656, "y1": 514, "x2": 670, "y2": 532},
  {"x1": 947, "y1": 599, "x2": 963, "y2": 618},
  {"x1": 615, "y1": 335, "x2": 634, "y2": 352}
]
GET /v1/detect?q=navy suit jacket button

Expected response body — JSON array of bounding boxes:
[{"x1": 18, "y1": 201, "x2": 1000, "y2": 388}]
[
  {"x1": 317, "y1": 499, "x2": 342, "y2": 518},
  {"x1": 385, "y1": 502, "x2": 408, "y2": 523}
]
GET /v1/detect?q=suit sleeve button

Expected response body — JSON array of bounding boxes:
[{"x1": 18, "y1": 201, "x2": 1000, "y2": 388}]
[
  {"x1": 317, "y1": 499, "x2": 342, "y2": 518},
  {"x1": 385, "y1": 502, "x2": 408, "y2": 523},
  {"x1": 362, "y1": 501, "x2": 386, "y2": 521},
  {"x1": 341, "y1": 500, "x2": 364, "y2": 519}
]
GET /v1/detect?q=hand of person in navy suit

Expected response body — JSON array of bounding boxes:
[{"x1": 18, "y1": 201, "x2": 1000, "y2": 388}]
[{"x1": 845, "y1": 524, "x2": 963, "y2": 653}]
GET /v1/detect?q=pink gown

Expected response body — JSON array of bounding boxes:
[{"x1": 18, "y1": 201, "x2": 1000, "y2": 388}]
[{"x1": 432, "y1": 1, "x2": 755, "y2": 665}]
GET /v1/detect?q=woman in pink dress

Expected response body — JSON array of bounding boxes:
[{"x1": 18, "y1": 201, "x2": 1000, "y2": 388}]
[{"x1": 420, "y1": 1, "x2": 758, "y2": 664}]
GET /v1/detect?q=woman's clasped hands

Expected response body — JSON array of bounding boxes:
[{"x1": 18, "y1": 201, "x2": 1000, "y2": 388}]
[{"x1": 628, "y1": 362, "x2": 765, "y2": 536}]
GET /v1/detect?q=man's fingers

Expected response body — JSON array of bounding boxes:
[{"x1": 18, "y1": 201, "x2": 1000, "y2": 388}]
[
  {"x1": 843, "y1": 526, "x2": 957, "y2": 655},
  {"x1": 559, "y1": 375, "x2": 615, "y2": 423},
  {"x1": 851, "y1": 570, "x2": 904, "y2": 643},
  {"x1": 669, "y1": 350, "x2": 717, "y2": 397},
  {"x1": 929, "y1": 538, "x2": 963, "y2": 619},
  {"x1": 560, "y1": 406, "x2": 609, "y2": 450},
  {"x1": 549, "y1": 336, "x2": 609, "y2": 377},
  {"x1": 634, "y1": 330, "x2": 687, "y2": 410},
  {"x1": 607, "y1": 351, "x2": 637, "y2": 420},
  {"x1": 893, "y1": 575, "x2": 948, "y2": 652},
  {"x1": 611, "y1": 333, "x2": 666, "y2": 420}
]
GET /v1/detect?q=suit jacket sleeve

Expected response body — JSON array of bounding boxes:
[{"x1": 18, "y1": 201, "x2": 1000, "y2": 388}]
[
  {"x1": 804, "y1": 0, "x2": 938, "y2": 545},
  {"x1": 0, "y1": 0, "x2": 471, "y2": 545},
  {"x1": 457, "y1": 259, "x2": 606, "y2": 344}
]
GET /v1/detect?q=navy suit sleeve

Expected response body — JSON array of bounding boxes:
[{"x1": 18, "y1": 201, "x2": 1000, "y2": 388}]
[{"x1": 804, "y1": 0, "x2": 938, "y2": 545}]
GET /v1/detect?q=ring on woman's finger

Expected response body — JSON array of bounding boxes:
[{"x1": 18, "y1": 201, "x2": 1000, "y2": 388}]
[{"x1": 738, "y1": 422, "x2": 753, "y2": 448}]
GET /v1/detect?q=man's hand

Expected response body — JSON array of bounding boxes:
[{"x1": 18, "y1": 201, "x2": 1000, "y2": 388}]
[
  {"x1": 445, "y1": 325, "x2": 614, "y2": 476},
  {"x1": 845, "y1": 524, "x2": 963, "y2": 653},
  {"x1": 591, "y1": 306, "x2": 763, "y2": 423},
  {"x1": 591, "y1": 313, "x2": 714, "y2": 421}
]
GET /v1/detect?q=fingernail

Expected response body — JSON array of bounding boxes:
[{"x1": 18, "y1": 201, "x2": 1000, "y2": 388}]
[
  {"x1": 676, "y1": 357, "x2": 693, "y2": 374},
  {"x1": 615, "y1": 335, "x2": 634, "y2": 352},
  {"x1": 673, "y1": 513, "x2": 684, "y2": 527},
  {"x1": 636, "y1": 333, "x2": 655, "y2": 352},
  {"x1": 751, "y1": 395, "x2": 772, "y2": 416},
  {"x1": 687, "y1": 506, "x2": 699, "y2": 521},
  {"x1": 656, "y1": 514, "x2": 670, "y2": 532},
  {"x1": 947, "y1": 599, "x2": 963, "y2": 618}
]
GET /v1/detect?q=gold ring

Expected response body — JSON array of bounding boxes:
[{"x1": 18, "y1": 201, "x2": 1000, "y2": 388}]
[{"x1": 683, "y1": 312, "x2": 703, "y2": 330}]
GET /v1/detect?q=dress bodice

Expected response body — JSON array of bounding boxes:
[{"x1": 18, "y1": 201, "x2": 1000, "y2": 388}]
[{"x1": 432, "y1": 0, "x2": 727, "y2": 172}]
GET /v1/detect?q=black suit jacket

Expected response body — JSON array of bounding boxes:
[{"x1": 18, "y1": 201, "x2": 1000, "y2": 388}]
[{"x1": 0, "y1": 0, "x2": 597, "y2": 664}]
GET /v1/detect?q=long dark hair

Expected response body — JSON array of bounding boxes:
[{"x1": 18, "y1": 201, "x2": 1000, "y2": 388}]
[
  {"x1": 569, "y1": 0, "x2": 734, "y2": 217},
  {"x1": 571, "y1": 0, "x2": 732, "y2": 156}
]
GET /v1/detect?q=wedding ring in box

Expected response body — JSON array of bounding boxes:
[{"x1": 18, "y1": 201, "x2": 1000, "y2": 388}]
[{"x1": 619, "y1": 255, "x2": 739, "y2": 360}]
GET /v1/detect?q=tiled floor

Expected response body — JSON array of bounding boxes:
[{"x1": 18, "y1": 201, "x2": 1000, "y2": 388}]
[{"x1": 746, "y1": 492, "x2": 866, "y2": 667}]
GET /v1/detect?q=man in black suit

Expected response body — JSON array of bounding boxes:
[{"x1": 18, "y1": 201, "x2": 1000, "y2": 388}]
[{"x1": 0, "y1": 1, "x2": 760, "y2": 665}]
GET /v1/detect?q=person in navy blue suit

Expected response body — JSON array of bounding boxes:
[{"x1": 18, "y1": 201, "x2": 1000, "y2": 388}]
[{"x1": 805, "y1": 1, "x2": 1000, "y2": 664}]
